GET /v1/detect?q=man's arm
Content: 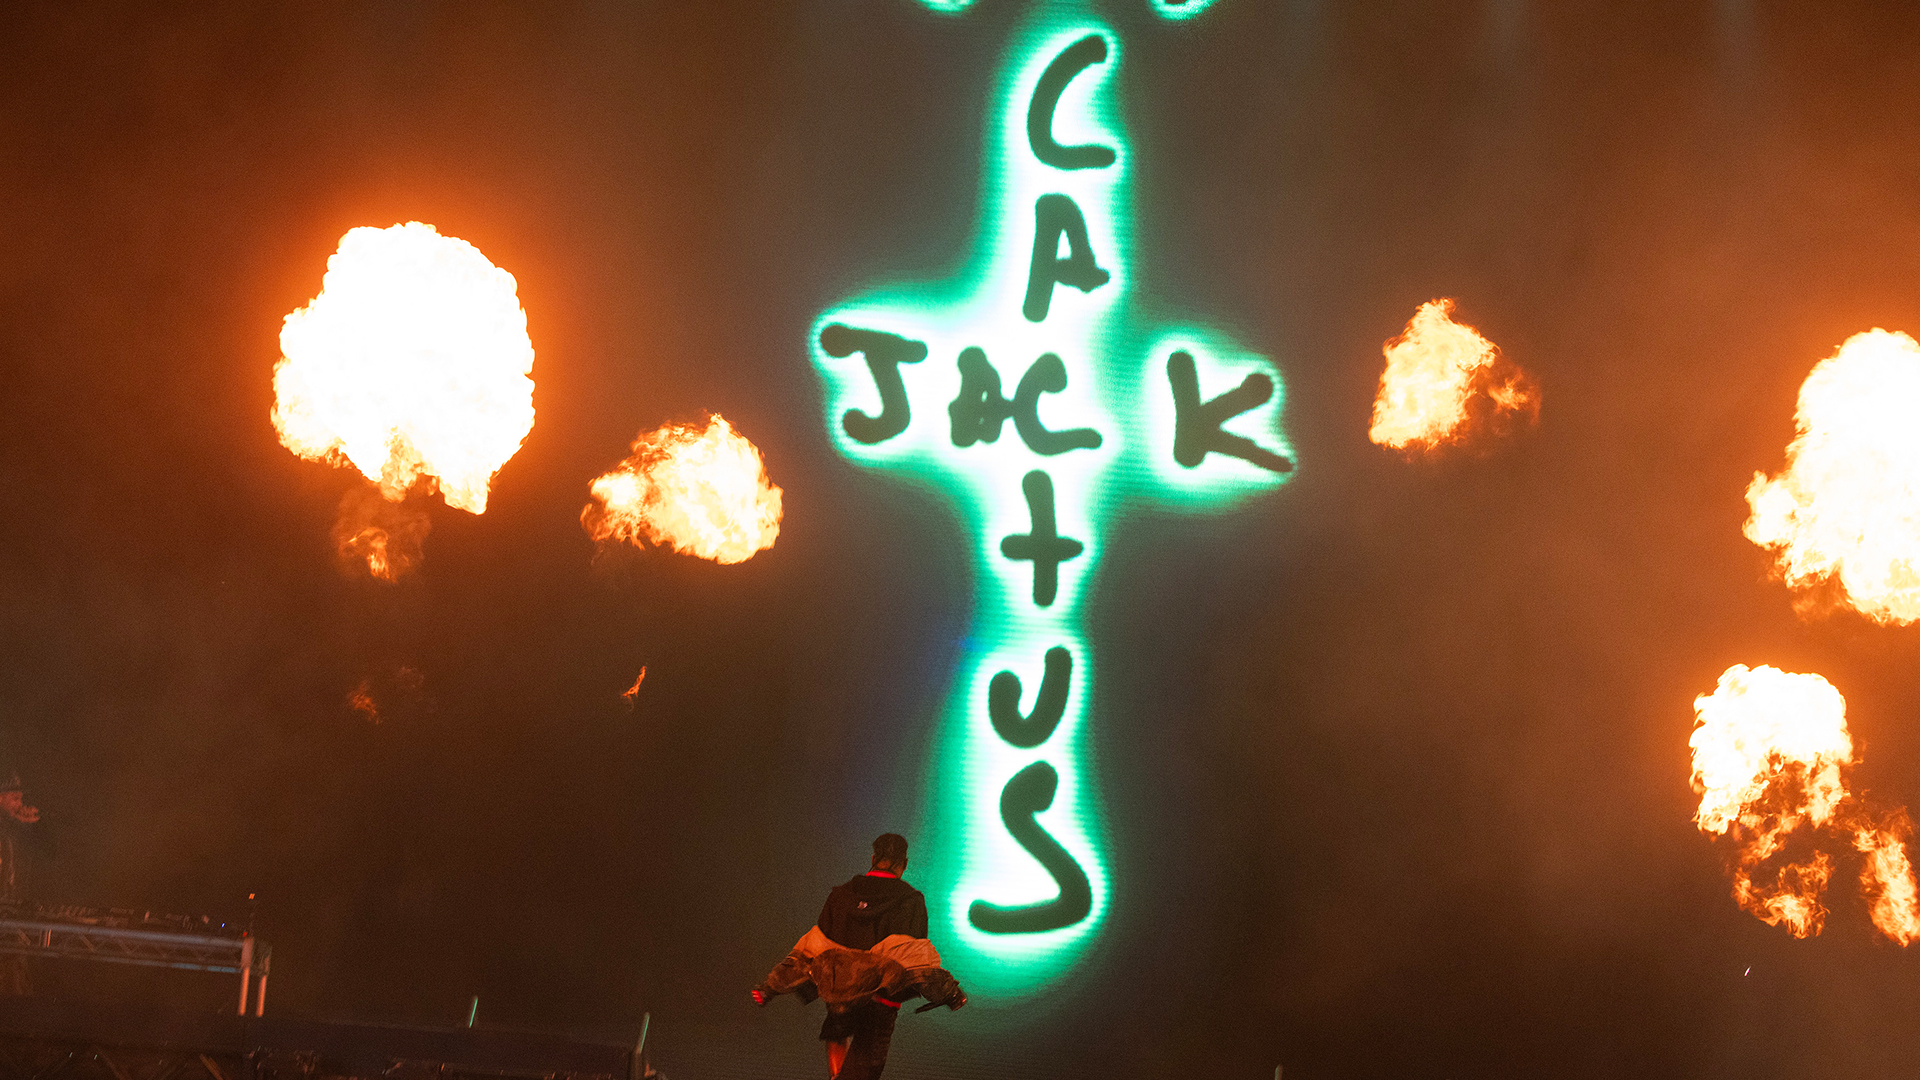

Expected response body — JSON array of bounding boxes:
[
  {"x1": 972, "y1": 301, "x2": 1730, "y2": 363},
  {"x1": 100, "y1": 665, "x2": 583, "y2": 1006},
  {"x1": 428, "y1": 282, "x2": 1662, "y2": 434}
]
[{"x1": 752, "y1": 926, "x2": 838, "y2": 1006}]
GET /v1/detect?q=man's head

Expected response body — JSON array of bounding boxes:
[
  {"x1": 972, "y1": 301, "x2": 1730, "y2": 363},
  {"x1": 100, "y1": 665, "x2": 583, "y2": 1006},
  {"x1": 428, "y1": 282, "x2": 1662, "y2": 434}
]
[{"x1": 871, "y1": 832, "x2": 909, "y2": 874}]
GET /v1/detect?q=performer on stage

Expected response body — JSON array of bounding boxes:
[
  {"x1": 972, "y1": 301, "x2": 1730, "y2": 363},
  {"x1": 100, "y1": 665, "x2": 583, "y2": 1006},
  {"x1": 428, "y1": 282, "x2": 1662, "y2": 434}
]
[
  {"x1": 752, "y1": 833, "x2": 967, "y2": 1080},
  {"x1": 0, "y1": 772, "x2": 41, "y2": 995}
]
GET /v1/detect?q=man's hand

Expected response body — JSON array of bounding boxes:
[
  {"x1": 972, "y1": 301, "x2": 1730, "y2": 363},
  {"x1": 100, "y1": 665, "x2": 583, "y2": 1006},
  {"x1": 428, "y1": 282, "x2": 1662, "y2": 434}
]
[{"x1": 914, "y1": 987, "x2": 968, "y2": 1013}]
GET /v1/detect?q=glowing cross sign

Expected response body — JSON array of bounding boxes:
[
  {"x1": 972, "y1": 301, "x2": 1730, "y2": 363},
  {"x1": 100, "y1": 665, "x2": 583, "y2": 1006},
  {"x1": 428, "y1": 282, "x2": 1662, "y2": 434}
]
[{"x1": 811, "y1": 7, "x2": 1292, "y2": 995}]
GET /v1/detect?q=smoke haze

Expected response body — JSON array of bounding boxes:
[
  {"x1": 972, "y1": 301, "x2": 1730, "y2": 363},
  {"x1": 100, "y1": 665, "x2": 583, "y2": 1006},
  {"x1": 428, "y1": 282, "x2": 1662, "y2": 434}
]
[{"x1": 9, "y1": 3, "x2": 1920, "y2": 1077}]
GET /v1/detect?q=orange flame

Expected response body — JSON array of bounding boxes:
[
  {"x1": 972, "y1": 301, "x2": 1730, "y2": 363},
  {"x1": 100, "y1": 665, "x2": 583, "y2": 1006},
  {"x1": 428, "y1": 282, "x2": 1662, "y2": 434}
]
[
  {"x1": 1369, "y1": 299, "x2": 1538, "y2": 452},
  {"x1": 621, "y1": 667, "x2": 647, "y2": 710},
  {"x1": 582, "y1": 414, "x2": 782, "y2": 564},
  {"x1": 1856, "y1": 818, "x2": 1920, "y2": 946},
  {"x1": 1690, "y1": 664, "x2": 1920, "y2": 943},
  {"x1": 272, "y1": 222, "x2": 535, "y2": 578},
  {"x1": 347, "y1": 679, "x2": 379, "y2": 724},
  {"x1": 1745, "y1": 329, "x2": 1920, "y2": 624},
  {"x1": 1734, "y1": 852, "x2": 1833, "y2": 939}
]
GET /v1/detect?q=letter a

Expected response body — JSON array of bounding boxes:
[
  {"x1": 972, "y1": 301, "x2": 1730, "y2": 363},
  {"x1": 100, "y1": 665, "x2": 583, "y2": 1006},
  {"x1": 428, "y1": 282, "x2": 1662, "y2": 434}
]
[{"x1": 1023, "y1": 194, "x2": 1109, "y2": 323}]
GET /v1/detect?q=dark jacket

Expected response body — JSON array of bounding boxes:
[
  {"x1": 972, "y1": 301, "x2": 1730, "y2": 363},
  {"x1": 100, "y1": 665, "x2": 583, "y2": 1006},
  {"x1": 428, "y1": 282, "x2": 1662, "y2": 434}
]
[
  {"x1": 756, "y1": 873, "x2": 964, "y2": 1012},
  {"x1": 818, "y1": 873, "x2": 928, "y2": 949}
]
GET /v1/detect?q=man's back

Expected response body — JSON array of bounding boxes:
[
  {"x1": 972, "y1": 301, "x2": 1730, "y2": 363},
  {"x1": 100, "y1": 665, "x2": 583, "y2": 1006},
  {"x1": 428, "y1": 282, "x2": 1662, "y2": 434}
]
[
  {"x1": 817, "y1": 873, "x2": 928, "y2": 950},
  {"x1": 753, "y1": 835, "x2": 962, "y2": 1080}
]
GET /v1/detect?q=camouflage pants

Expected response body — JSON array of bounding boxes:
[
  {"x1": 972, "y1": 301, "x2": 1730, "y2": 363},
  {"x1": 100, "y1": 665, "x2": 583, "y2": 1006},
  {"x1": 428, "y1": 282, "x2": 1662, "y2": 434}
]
[{"x1": 820, "y1": 1000, "x2": 897, "y2": 1080}]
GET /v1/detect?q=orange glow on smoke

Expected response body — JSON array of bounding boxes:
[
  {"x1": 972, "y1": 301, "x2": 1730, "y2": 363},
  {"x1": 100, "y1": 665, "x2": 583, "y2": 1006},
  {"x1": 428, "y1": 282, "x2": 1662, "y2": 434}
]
[
  {"x1": 1690, "y1": 664, "x2": 1920, "y2": 943},
  {"x1": 355, "y1": 535, "x2": 396, "y2": 581},
  {"x1": 1745, "y1": 329, "x2": 1920, "y2": 624},
  {"x1": 331, "y1": 485, "x2": 430, "y2": 583},
  {"x1": 622, "y1": 667, "x2": 647, "y2": 710},
  {"x1": 1368, "y1": 299, "x2": 1538, "y2": 452},
  {"x1": 582, "y1": 415, "x2": 782, "y2": 564},
  {"x1": 272, "y1": 222, "x2": 535, "y2": 578},
  {"x1": 347, "y1": 680, "x2": 379, "y2": 724}
]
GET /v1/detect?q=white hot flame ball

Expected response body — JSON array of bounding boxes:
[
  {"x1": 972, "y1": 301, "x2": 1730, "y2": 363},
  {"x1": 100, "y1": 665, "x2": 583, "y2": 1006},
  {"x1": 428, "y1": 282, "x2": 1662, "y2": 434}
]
[
  {"x1": 1690, "y1": 664, "x2": 1852, "y2": 836},
  {"x1": 272, "y1": 222, "x2": 536, "y2": 514},
  {"x1": 1745, "y1": 329, "x2": 1920, "y2": 623}
]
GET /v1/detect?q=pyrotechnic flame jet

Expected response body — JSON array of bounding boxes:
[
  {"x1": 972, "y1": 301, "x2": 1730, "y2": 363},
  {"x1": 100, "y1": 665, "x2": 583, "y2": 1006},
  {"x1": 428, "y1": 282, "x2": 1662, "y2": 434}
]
[
  {"x1": 1690, "y1": 664, "x2": 1920, "y2": 944},
  {"x1": 581, "y1": 414, "x2": 783, "y2": 565},
  {"x1": 1369, "y1": 299, "x2": 1538, "y2": 453},
  {"x1": 1745, "y1": 329, "x2": 1920, "y2": 623},
  {"x1": 272, "y1": 221, "x2": 536, "y2": 581}
]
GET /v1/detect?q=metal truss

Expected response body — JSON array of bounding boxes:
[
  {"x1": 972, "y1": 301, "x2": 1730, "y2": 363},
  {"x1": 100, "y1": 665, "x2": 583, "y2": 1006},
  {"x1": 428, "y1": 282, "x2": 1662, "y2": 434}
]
[
  {"x1": 0, "y1": 1039, "x2": 247, "y2": 1080},
  {"x1": 0, "y1": 1039, "x2": 633, "y2": 1080},
  {"x1": 0, "y1": 920, "x2": 269, "y2": 1016}
]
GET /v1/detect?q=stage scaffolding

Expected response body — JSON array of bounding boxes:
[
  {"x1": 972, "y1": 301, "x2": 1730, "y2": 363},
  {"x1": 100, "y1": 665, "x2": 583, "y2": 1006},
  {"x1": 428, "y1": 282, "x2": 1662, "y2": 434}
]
[{"x1": 0, "y1": 902, "x2": 270, "y2": 1016}]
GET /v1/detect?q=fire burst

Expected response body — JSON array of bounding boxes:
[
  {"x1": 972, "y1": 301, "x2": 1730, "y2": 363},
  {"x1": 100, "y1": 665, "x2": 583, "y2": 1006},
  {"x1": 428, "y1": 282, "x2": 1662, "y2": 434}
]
[
  {"x1": 272, "y1": 222, "x2": 536, "y2": 579},
  {"x1": 1368, "y1": 299, "x2": 1538, "y2": 452},
  {"x1": 347, "y1": 679, "x2": 380, "y2": 724},
  {"x1": 1690, "y1": 664, "x2": 1919, "y2": 944},
  {"x1": 582, "y1": 415, "x2": 782, "y2": 564},
  {"x1": 1745, "y1": 329, "x2": 1920, "y2": 624}
]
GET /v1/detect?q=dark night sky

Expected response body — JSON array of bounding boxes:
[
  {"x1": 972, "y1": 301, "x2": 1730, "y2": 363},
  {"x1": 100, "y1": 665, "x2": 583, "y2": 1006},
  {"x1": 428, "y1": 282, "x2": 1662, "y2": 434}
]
[{"x1": 9, "y1": 1, "x2": 1920, "y2": 1077}]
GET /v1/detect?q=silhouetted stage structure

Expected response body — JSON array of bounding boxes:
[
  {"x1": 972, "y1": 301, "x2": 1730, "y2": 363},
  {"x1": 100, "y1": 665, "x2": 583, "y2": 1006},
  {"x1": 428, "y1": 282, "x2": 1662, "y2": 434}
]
[
  {"x1": 0, "y1": 999, "x2": 641, "y2": 1080},
  {"x1": 0, "y1": 902, "x2": 645, "y2": 1080},
  {"x1": 0, "y1": 900, "x2": 271, "y2": 1015}
]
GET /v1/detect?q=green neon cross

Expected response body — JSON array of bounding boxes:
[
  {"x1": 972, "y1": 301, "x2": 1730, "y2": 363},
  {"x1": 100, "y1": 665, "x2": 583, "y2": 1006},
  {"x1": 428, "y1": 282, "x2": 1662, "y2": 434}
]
[{"x1": 811, "y1": 5, "x2": 1291, "y2": 995}]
